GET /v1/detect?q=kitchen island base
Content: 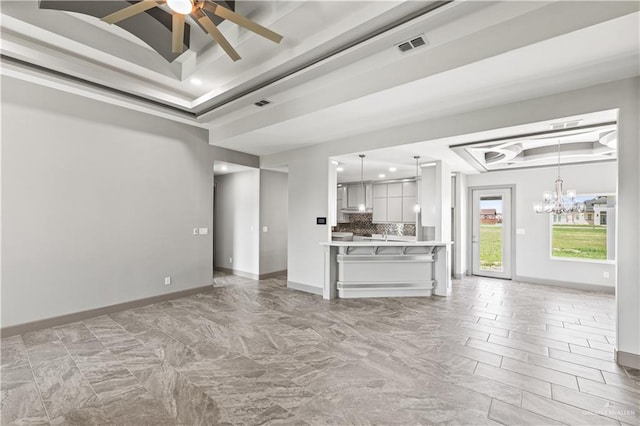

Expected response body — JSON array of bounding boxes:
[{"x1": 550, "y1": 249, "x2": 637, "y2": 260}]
[{"x1": 322, "y1": 241, "x2": 451, "y2": 299}]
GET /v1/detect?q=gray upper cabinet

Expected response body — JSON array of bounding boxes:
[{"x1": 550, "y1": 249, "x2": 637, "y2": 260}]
[
  {"x1": 402, "y1": 181, "x2": 416, "y2": 197},
  {"x1": 373, "y1": 183, "x2": 387, "y2": 198},
  {"x1": 345, "y1": 183, "x2": 372, "y2": 209},
  {"x1": 387, "y1": 196, "x2": 403, "y2": 222},
  {"x1": 402, "y1": 196, "x2": 417, "y2": 223},
  {"x1": 387, "y1": 183, "x2": 402, "y2": 197},
  {"x1": 336, "y1": 186, "x2": 349, "y2": 223},
  {"x1": 371, "y1": 181, "x2": 417, "y2": 223},
  {"x1": 372, "y1": 198, "x2": 387, "y2": 222},
  {"x1": 346, "y1": 185, "x2": 360, "y2": 208}
]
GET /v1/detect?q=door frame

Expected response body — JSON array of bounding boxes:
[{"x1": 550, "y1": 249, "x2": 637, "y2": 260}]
[{"x1": 467, "y1": 185, "x2": 516, "y2": 279}]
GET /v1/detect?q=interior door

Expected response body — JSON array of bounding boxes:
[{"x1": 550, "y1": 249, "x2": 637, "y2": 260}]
[{"x1": 472, "y1": 188, "x2": 512, "y2": 279}]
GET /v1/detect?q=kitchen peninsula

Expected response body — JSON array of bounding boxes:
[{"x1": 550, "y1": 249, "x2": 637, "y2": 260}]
[{"x1": 321, "y1": 240, "x2": 451, "y2": 299}]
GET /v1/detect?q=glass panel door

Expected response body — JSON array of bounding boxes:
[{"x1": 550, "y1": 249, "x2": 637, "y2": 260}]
[{"x1": 472, "y1": 188, "x2": 512, "y2": 279}]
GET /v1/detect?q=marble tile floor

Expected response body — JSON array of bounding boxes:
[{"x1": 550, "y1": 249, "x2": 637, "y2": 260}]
[{"x1": 2, "y1": 273, "x2": 639, "y2": 425}]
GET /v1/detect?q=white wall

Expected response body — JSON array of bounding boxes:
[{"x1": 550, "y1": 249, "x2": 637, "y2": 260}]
[
  {"x1": 285, "y1": 154, "x2": 331, "y2": 289},
  {"x1": 453, "y1": 172, "x2": 468, "y2": 278},
  {"x1": 466, "y1": 162, "x2": 617, "y2": 289},
  {"x1": 261, "y1": 77, "x2": 639, "y2": 360},
  {"x1": 1, "y1": 76, "x2": 258, "y2": 328},
  {"x1": 259, "y1": 170, "x2": 288, "y2": 275},
  {"x1": 214, "y1": 170, "x2": 260, "y2": 276}
]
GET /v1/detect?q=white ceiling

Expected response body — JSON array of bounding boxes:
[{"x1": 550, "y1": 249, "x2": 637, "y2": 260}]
[{"x1": 1, "y1": 0, "x2": 638, "y2": 162}]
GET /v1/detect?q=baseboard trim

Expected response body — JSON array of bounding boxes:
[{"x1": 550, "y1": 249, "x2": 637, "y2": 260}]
[
  {"x1": 287, "y1": 281, "x2": 323, "y2": 296},
  {"x1": 214, "y1": 267, "x2": 259, "y2": 280},
  {"x1": 259, "y1": 270, "x2": 287, "y2": 280},
  {"x1": 453, "y1": 273, "x2": 463, "y2": 279},
  {"x1": 0, "y1": 284, "x2": 214, "y2": 338},
  {"x1": 515, "y1": 275, "x2": 614, "y2": 294},
  {"x1": 615, "y1": 348, "x2": 640, "y2": 369}
]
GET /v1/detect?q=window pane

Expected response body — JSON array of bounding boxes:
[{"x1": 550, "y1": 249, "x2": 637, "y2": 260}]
[
  {"x1": 551, "y1": 195, "x2": 613, "y2": 261},
  {"x1": 479, "y1": 197, "x2": 503, "y2": 271}
]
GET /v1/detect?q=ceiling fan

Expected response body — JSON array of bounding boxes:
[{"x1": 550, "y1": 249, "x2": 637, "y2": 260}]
[{"x1": 101, "y1": 0, "x2": 283, "y2": 61}]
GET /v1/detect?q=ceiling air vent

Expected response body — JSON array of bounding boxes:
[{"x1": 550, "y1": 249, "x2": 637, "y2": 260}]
[
  {"x1": 254, "y1": 99, "x2": 271, "y2": 107},
  {"x1": 550, "y1": 119, "x2": 582, "y2": 130},
  {"x1": 396, "y1": 35, "x2": 428, "y2": 53}
]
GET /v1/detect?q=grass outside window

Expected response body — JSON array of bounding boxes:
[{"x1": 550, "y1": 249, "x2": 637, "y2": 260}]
[
  {"x1": 479, "y1": 224, "x2": 503, "y2": 271},
  {"x1": 552, "y1": 224, "x2": 607, "y2": 260}
]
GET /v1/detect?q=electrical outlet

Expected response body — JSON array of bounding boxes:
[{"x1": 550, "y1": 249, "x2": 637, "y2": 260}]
[
  {"x1": 198, "y1": 227, "x2": 209, "y2": 235},
  {"x1": 193, "y1": 228, "x2": 199, "y2": 235},
  {"x1": 263, "y1": 226, "x2": 268, "y2": 232},
  {"x1": 603, "y1": 271, "x2": 610, "y2": 278},
  {"x1": 164, "y1": 276, "x2": 171, "y2": 285},
  {"x1": 229, "y1": 257, "x2": 233, "y2": 264}
]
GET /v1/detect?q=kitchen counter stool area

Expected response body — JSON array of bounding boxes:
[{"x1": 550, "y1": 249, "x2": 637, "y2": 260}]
[{"x1": 321, "y1": 241, "x2": 451, "y2": 299}]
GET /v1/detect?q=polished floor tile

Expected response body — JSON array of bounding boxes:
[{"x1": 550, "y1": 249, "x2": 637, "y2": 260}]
[{"x1": 1, "y1": 274, "x2": 639, "y2": 425}]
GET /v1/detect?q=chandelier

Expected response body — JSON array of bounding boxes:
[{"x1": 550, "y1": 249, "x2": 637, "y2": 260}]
[{"x1": 534, "y1": 140, "x2": 585, "y2": 214}]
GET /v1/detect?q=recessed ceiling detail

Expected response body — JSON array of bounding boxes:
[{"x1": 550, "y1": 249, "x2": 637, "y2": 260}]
[
  {"x1": 99, "y1": 0, "x2": 282, "y2": 61},
  {"x1": 451, "y1": 122, "x2": 618, "y2": 172},
  {"x1": 38, "y1": 0, "x2": 283, "y2": 63},
  {"x1": 38, "y1": 0, "x2": 225, "y2": 62}
]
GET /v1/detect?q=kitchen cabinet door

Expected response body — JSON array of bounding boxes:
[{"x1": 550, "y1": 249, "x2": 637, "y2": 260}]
[
  {"x1": 402, "y1": 196, "x2": 417, "y2": 223},
  {"x1": 402, "y1": 181, "x2": 416, "y2": 197},
  {"x1": 347, "y1": 185, "x2": 362, "y2": 208},
  {"x1": 387, "y1": 197, "x2": 403, "y2": 222},
  {"x1": 337, "y1": 186, "x2": 349, "y2": 223},
  {"x1": 372, "y1": 198, "x2": 387, "y2": 223},
  {"x1": 387, "y1": 183, "x2": 403, "y2": 197},
  {"x1": 373, "y1": 184, "x2": 387, "y2": 198}
]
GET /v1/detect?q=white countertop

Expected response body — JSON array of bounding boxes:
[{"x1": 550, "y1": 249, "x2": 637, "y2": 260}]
[{"x1": 321, "y1": 241, "x2": 451, "y2": 247}]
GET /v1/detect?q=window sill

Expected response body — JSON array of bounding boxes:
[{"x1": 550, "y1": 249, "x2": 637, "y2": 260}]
[{"x1": 549, "y1": 256, "x2": 616, "y2": 265}]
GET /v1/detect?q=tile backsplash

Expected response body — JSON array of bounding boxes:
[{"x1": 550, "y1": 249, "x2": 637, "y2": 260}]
[{"x1": 332, "y1": 213, "x2": 416, "y2": 237}]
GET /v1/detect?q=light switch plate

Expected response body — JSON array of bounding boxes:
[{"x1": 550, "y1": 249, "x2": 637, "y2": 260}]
[
  {"x1": 516, "y1": 228, "x2": 526, "y2": 235},
  {"x1": 199, "y1": 228, "x2": 208, "y2": 235},
  {"x1": 263, "y1": 226, "x2": 268, "y2": 232},
  {"x1": 193, "y1": 228, "x2": 199, "y2": 235}
]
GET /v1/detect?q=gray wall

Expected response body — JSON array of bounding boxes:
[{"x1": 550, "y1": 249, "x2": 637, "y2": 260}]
[
  {"x1": 466, "y1": 161, "x2": 617, "y2": 289},
  {"x1": 259, "y1": 170, "x2": 288, "y2": 275},
  {"x1": 1, "y1": 76, "x2": 257, "y2": 328},
  {"x1": 213, "y1": 170, "x2": 260, "y2": 276}
]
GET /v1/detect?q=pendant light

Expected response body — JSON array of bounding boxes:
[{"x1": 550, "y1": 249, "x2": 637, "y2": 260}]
[
  {"x1": 533, "y1": 140, "x2": 585, "y2": 214},
  {"x1": 358, "y1": 154, "x2": 366, "y2": 212},
  {"x1": 413, "y1": 156, "x2": 421, "y2": 213}
]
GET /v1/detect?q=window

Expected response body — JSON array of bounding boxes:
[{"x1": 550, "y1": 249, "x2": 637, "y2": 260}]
[{"x1": 551, "y1": 195, "x2": 615, "y2": 262}]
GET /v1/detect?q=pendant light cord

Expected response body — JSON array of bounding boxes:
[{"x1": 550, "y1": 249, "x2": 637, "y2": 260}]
[
  {"x1": 359, "y1": 154, "x2": 366, "y2": 209},
  {"x1": 557, "y1": 139, "x2": 561, "y2": 180}
]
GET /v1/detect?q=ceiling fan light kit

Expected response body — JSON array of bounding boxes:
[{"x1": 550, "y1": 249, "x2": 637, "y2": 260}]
[
  {"x1": 167, "y1": 0, "x2": 193, "y2": 14},
  {"x1": 100, "y1": 0, "x2": 283, "y2": 60}
]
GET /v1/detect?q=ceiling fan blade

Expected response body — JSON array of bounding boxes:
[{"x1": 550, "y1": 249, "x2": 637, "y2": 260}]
[
  {"x1": 172, "y1": 13, "x2": 185, "y2": 53},
  {"x1": 102, "y1": 0, "x2": 163, "y2": 24},
  {"x1": 194, "y1": 9, "x2": 241, "y2": 61},
  {"x1": 201, "y1": 1, "x2": 283, "y2": 44}
]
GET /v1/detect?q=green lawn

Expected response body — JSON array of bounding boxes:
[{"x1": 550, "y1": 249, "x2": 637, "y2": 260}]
[
  {"x1": 479, "y1": 224, "x2": 607, "y2": 269},
  {"x1": 552, "y1": 225, "x2": 607, "y2": 260},
  {"x1": 480, "y1": 225, "x2": 503, "y2": 270}
]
